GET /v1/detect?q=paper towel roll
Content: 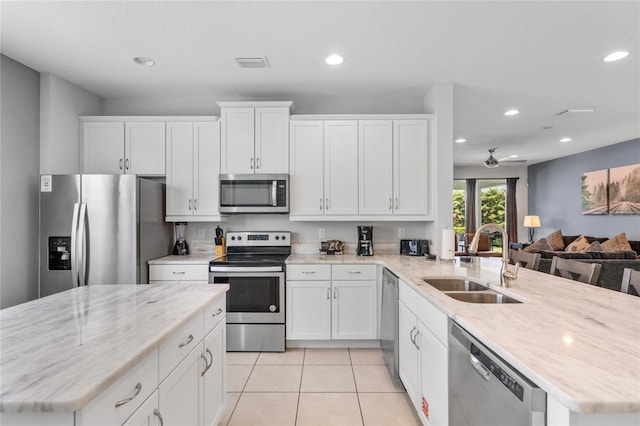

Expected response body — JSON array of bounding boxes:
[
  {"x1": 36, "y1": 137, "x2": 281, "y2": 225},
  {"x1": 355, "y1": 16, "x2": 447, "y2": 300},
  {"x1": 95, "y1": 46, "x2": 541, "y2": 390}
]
[{"x1": 441, "y1": 229, "x2": 455, "y2": 260}]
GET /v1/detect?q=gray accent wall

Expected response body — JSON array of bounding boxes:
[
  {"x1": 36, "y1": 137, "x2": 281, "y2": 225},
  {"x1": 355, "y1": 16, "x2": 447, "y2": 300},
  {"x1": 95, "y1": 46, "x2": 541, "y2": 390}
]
[
  {"x1": 1, "y1": 55, "x2": 40, "y2": 308},
  {"x1": 528, "y1": 139, "x2": 640, "y2": 241}
]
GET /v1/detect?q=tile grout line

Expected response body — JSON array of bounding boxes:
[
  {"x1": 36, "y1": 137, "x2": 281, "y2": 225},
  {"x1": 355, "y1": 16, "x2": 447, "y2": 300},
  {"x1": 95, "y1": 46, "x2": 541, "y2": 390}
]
[
  {"x1": 349, "y1": 348, "x2": 367, "y2": 426},
  {"x1": 294, "y1": 348, "x2": 306, "y2": 425}
]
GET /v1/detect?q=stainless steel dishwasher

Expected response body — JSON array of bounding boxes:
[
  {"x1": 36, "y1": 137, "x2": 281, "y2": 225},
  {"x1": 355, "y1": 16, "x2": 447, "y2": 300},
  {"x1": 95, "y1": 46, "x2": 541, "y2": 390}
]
[
  {"x1": 449, "y1": 320, "x2": 546, "y2": 426},
  {"x1": 381, "y1": 268, "x2": 402, "y2": 385}
]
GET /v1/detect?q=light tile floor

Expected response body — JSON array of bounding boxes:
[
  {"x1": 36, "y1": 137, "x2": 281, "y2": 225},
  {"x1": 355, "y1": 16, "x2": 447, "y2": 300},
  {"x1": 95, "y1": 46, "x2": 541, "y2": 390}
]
[{"x1": 219, "y1": 348, "x2": 421, "y2": 426}]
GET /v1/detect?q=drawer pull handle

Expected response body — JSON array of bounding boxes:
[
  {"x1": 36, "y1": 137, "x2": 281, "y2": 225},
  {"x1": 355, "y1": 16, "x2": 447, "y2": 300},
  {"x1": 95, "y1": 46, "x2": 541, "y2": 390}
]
[
  {"x1": 172, "y1": 271, "x2": 186, "y2": 275},
  {"x1": 302, "y1": 271, "x2": 316, "y2": 274},
  {"x1": 154, "y1": 409, "x2": 164, "y2": 426},
  {"x1": 212, "y1": 308, "x2": 223, "y2": 316},
  {"x1": 348, "y1": 271, "x2": 361, "y2": 274},
  {"x1": 114, "y1": 382, "x2": 141, "y2": 408},
  {"x1": 178, "y1": 334, "x2": 194, "y2": 348}
]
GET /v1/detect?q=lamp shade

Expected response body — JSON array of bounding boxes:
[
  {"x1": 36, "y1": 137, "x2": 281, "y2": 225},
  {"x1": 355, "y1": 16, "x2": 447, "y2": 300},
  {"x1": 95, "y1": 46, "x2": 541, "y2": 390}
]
[{"x1": 523, "y1": 215, "x2": 541, "y2": 228}]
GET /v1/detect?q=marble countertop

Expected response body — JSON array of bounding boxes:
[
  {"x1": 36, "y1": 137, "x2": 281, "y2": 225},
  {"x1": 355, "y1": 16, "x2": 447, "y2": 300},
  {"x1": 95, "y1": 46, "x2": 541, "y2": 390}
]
[
  {"x1": 287, "y1": 254, "x2": 640, "y2": 414},
  {"x1": 0, "y1": 284, "x2": 228, "y2": 413}
]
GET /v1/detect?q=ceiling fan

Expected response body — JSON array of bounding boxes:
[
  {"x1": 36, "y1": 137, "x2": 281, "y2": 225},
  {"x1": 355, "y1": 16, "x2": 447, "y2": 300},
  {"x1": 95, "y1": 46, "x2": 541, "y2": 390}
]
[{"x1": 482, "y1": 148, "x2": 526, "y2": 168}]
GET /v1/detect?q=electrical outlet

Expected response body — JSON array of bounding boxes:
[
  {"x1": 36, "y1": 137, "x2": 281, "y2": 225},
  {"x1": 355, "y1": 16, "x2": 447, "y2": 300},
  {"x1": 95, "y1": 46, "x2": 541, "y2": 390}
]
[
  {"x1": 318, "y1": 228, "x2": 326, "y2": 239},
  {"x1": 398, "y1": 228, "x2": 405, "y2": 238},
  {"x1": 198, "y1": 229, "x2": 205, "y2": 239}
]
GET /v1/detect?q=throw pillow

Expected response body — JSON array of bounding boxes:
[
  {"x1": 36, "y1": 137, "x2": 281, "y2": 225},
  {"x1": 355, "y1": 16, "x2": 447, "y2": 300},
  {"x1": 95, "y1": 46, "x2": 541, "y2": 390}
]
[
  {"x1": 601, "y1": 232, "x2": 632, "y2": 252},
  {"x1": 545, "y1": 230, "x2": 565, "y2": 251},
  {"x1": 523, "y1": 238, "x2": 552, "y2": 253},
  {"x1": 583, "y1": 241, "x2": 604, "y2": 253},
  {"x1": 565, "y1": 235, "x2": 591, "y2": 253}
]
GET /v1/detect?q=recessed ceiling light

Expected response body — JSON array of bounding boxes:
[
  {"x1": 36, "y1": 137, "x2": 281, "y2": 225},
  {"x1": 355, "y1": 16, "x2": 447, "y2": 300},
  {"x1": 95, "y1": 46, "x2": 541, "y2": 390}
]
[
  {"x1": 509, "y1": 154, "x2": 519, "y2": 158},
  {"x1": 560, "y1": 137, "x2": 572, "y2": 143},
  {"x1": 504, "y1": 109, "x2": 519, "y2": 116},
  {"x1": 603, "y1": 51, "x2": 629, "y2": 62},
  {"x1": 133, "y1": 57, "x2": 155, "y2": 67},
  {"x1": 325, "y1": 54, "x2": 344, "y2": 65},
  {"x1": 455, "y1": 138, "x2": 467, "y2": 143}
]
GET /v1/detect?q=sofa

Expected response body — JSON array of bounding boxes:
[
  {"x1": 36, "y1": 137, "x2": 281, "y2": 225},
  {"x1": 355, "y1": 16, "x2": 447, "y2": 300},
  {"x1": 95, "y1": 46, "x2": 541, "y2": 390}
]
[{"x1": 528, "y1": 234, "x2": 640, "y2": 292}]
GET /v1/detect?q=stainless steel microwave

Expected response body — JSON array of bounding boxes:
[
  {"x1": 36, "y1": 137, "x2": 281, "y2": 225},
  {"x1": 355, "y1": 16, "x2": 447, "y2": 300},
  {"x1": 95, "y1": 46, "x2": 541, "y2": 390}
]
[{"x1": 219, "y1": 174, "x2": 289, "y2": 213}]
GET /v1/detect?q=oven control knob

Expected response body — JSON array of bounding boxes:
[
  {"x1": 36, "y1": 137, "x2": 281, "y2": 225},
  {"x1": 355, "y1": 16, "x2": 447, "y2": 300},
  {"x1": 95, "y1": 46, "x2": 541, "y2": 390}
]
[
  {"x1": 275, "y1": 235, "x2": 280, "y2": 240},
  {"x1": 281, "y1": 235, "x2": 286, "y2": 240},
  {"x1": 230, "y1": 236, "x2": 236, "y2": 241},
  {"x1": 269, "y1": 305, "x2": 277, "y2": 312},
  {"x1": 238, "y1": 236, "x2": 242, "y2": 240}
]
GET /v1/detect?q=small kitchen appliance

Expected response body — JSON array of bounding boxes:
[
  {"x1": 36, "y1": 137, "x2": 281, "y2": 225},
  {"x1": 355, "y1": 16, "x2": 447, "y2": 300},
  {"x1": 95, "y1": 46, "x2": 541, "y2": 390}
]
[
  {"x1": 400, "y1": 239, "x2": 429, "y2": 256},
  {"x1": 219, "y1": 174, "x2": 289, "y2": 214},
  {"x1": 172, "y1": 222, "x2": 189, "y2": 255},
  {"x1": 209, "y1": 231, "x2": 291, "y2": 352},
  {"x1": 357, "y1": 226, "x2": 374, "y2": 256}
]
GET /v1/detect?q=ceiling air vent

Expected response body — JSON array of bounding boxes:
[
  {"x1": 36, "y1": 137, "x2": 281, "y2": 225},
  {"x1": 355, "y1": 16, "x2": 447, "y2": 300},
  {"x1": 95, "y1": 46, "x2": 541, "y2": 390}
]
[{"x1": 235, "y1": 56, "x2": 268, "y2": 68}]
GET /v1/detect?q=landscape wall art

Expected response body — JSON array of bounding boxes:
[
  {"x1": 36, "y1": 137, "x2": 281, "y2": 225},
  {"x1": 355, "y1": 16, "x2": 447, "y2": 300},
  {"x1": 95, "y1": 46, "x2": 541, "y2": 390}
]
[
  {"x1": 608, "y1": 163, "x2": 640, "y2": 215},
  {"x1": 581, "y1": 169, "x2": 608, "y2": 215},
  {"x1": 581, "y1": 163, "x2": 640, "y2": 215}
]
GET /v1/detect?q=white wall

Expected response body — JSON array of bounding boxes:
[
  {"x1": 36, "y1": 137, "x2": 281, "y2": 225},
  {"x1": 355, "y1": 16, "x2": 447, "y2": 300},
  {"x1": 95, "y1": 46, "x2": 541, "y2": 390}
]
[
  {"x1": 40, "y1": 73, "x2": 102, "y2": 174},
  {"x1": 424, "y1": 83, "x2": 454, "y2": 256},
  {"x1": 1, "y1": 55, "x2": 40, "y2": 308},
  {"x1": 454, "y1": 164, "x2": 529, "y2": 241}
]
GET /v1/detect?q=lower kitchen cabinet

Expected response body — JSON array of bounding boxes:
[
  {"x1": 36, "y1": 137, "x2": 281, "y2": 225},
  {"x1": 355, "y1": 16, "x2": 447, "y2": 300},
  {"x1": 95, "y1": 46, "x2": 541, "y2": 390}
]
[
  {"x1": 286, "y1": 264, "x2": 377, "y2": 341},
  {"x1": 399, "y1": 279, "x2": 448, "y2": 425},
  {"x1": 122, "y1": 391, "x2": 160, "y2": 426},
  {"x1": 201, "y1": 322, "x2": 225, "y2": 426},
  {"x1": 149, "y1": 264, "x2": 209, "y2": 285},
  {"x1": 159, "y1": 344, "x2": 201, "y2": 426}
]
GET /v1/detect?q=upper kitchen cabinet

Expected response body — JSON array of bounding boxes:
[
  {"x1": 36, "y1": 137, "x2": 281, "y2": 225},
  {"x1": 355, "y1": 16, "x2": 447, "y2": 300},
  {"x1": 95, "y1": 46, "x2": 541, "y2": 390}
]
[
  {"x1": 218, "y1": 101, "x2": 292, "y2": 174},
  {"x1": 289, "y1": 120, "x2": 359, "y2": 218},
  {"x1": 290, "y1": 115, "x2": 433, "y2": 221},
  {"x1": 80, "y1": 118, "x2": 165, "y2": 176},
  {"x1": 165, "y1": 119, "x2": 223, "y2": 221}
]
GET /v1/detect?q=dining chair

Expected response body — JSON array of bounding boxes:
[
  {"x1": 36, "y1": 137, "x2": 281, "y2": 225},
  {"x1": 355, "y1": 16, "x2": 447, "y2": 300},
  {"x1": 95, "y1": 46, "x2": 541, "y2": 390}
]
[
  {"x1": 509, "y1": 249, "x2": 541, "y2": 270},
  {"x1": 549, "y1": 257, "x2": 601, "y2": 285},
  {"x1": 620, "y1": 268, "x2": 640, "y2": 295}
]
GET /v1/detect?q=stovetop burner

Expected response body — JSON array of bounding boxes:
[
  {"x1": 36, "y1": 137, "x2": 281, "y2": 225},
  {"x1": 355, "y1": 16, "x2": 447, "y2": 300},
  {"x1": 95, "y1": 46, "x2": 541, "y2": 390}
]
[
  {"x1": 212, "y1": 253, "x2": 289, "y2": 267},
  {"x1": 209, "y1": 231, "x2": 291, "y2": 270}
]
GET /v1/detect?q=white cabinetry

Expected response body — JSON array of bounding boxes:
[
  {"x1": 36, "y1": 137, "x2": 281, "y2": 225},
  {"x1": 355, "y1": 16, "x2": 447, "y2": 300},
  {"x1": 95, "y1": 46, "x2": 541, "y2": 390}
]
[
  {"x1": 165, "y1": 121, "x2": 222, "y2": 221},
  {"x1": 81, "y1": 119, "x2": 166, "y2": 176},
  {"x1": 286, "y1": 264, "x2": 377, "y2": 341},
  {"x1": 122, "y1": 390, "x2": 160, "y2": 426},
  {"x1": 290, "y1": 115, "x2": 432, "y2": 221},
  {"x1": 289, "y1": 120, "x2": 359, "y2": 217},
  {"x1": 398, "y1": 279, "x2": 448, "y2": 425},
  {"x1": 219, "y1": 102, "x2": 291, "y2": 174},
  {"x1": 149, "y1": 264, "x2": 209, "y2": 285}
]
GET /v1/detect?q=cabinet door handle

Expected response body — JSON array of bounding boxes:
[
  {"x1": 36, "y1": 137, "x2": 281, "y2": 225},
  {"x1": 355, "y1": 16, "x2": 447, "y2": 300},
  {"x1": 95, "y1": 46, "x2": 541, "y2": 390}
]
[
  {"x1": 326, "y1": 287, "x2": 331, "y2": 300},
  {"x1": 119, "y1": 159, "x2": 123, "y2": 170},
  {"x1": 114, "y1": 382, "x2": 141, "y2": 408},
  {"x1": 389, "y1": 198, "x2": 392, "y2": 210},
  {"x1": 200, "y1": 353, "x2": 209, "y2": 376},
  {"x1": 250, "y1": 157, "x2": 254, "y2": 169},
  {"x1": 326, "y1": 198, "x2": 329, "y2": 210},
  {"x1": 188, "y1": 199, "x2": 192, "y2": 210},
  {"x1": 178, "y1": 334, "x2": 194, "y2": 348},
  {"x1": 414, "y1": 329, "x2": 420, "y2": 350},
  {"x1": 320, "y1": 198, "x2": 323, "y2": 211},
  {"x1": 154, "y1": 409, "x2": 164, "y2": 426},
  {"x1": 212, "y1": 307, "x2": 223, "y2": 316},
  {"x1": 256, "y1": 157, "x2": 260, "y2": 169},
  {"x1": 125, "y1": 158, "x2": 129, "y2": 170},
  {"x1": 395, "y1": 198, "x2": 399, "y2": 210},
  {"x1": 409, "y1": 327, "x2": 416, "y2": 345},
  {"x1": 194, "y1": 198, "x2": 198, "y2": 211},
  {"x1": 206, "y1": 348, "x2": 213, "y2": 370},
  {"x1": 333, "y1": 287, "x2": 337, "y2": 299}
]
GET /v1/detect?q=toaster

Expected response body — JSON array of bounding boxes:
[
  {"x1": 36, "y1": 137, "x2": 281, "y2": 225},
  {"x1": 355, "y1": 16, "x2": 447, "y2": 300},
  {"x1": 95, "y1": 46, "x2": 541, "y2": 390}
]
[{"x1": 400, "y1": 239, "x2": 429, "y2": 256}]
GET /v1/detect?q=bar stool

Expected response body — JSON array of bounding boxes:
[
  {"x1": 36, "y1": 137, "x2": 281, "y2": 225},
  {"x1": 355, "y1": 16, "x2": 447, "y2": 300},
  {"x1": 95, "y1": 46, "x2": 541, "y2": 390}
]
[
  {"x1": 620, "y1": 268, "x2": 640, "y2": 295},
  {"x1": 509, "y1": 249, "x2": 541, "y2": 270},
  {"x1": 549, "y1": 257, "x2": 601, "y2": 285}
]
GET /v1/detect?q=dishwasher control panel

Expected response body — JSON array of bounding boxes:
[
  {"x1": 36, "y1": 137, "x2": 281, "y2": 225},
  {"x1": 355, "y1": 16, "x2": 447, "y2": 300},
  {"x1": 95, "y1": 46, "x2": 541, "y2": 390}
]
[{"x1": 472, "y1": 343, "x2": 525, "y2": 401}]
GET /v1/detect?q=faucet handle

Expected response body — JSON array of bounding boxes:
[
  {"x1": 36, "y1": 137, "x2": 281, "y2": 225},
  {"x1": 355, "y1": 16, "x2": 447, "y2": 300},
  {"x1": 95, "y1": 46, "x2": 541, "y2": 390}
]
[{"x1": 503, "y1": 262, "x2": 519, "y2": 280}]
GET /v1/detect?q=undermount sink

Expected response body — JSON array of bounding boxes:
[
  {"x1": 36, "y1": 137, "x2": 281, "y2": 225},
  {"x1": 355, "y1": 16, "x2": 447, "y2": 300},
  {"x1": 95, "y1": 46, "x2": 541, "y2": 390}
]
[
  {"x1": 445, "y1": 291, "x2": 521, "y2": 304},
  {"x1": 422, "y1": 278, "x2": 488, "y2": 292}
]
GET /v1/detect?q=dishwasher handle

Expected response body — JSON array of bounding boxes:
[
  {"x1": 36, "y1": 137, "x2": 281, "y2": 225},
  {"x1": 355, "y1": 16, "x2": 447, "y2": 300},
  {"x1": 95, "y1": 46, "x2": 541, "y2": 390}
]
[{"x1": 470, "y1": 354, "x2": 490, "y2": 381}]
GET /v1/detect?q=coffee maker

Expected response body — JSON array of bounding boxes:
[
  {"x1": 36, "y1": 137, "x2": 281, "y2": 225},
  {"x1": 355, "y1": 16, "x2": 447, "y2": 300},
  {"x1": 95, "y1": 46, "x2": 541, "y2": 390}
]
[
  {"x1": 357, "y1": 226, "x2": 374, "y2": 256},
  {"x1": 172, "y1": 222, "x2": 189, "y2": 255}
]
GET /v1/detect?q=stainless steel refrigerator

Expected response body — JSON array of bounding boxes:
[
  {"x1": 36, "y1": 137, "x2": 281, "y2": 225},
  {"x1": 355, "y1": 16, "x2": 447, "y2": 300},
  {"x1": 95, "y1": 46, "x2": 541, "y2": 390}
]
[{"x1": 39, "y1": 174, "x2": 173, "y2": 297}]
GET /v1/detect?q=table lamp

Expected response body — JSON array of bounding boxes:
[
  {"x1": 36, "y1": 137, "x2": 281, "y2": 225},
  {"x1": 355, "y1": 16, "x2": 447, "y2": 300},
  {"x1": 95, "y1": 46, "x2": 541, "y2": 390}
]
[{"x1": 523, "y1": 215, "x2": 541, "y2": 243}]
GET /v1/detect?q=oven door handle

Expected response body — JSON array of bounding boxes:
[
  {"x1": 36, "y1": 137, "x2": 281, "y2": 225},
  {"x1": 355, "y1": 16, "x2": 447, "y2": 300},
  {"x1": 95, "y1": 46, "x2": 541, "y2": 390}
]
[{"x1": 210, "y1": 266, "x2": 284, "y2": 273}]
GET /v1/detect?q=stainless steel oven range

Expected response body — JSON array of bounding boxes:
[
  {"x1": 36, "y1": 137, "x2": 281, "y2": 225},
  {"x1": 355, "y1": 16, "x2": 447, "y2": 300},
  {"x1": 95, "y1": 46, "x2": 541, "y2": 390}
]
[{"x1": 209, "y1": 231, "x2": 290, "y2": 352}]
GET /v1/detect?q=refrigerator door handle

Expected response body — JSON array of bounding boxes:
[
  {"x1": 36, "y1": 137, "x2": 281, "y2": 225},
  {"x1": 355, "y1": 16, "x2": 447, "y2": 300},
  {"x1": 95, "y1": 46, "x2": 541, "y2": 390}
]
[
  {"x1": 71, "y1": 203, "x2": 80, "y2": 287},
  {"x1": 77, "y1": 203, "x2": 88, "y2": 286}
]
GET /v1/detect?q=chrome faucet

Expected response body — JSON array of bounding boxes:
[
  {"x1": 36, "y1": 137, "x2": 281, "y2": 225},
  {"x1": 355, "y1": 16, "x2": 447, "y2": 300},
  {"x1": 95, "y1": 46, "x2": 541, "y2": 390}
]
[{"x1": 468, "y1": 223, "x2": 517, "y2": 286}]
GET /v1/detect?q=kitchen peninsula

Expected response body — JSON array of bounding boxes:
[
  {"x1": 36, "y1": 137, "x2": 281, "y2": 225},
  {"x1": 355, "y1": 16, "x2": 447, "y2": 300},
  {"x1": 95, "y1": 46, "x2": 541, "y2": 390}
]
[
  {"x1": 0, "y1": 283, "x2": 228, "y2": 426},
  {"x1": 285, "y1": 254, "x2": 640, "y2": 425}
]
